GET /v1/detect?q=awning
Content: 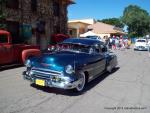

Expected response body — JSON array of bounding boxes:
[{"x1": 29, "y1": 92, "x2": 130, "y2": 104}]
[{"x1": 80, "y1": 31, "x2": 97, "y2": 37}]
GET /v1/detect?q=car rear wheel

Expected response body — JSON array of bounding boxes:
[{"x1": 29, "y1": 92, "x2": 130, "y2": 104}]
[
  {"x1": 76, "y1": 72, "x2": 86, "y2": 92},
  {"x1": 106, "y1": 65, "x2": 112, "y2": 73}
]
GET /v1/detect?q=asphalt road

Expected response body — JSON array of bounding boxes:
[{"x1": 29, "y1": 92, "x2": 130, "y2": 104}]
[{"x1": 0, "y1": 48, "x2": 150, "y2": 113}]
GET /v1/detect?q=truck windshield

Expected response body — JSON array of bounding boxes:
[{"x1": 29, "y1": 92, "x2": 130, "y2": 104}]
[{"x1": 0, "y1": 34, "x2": 8, "y2": 43}]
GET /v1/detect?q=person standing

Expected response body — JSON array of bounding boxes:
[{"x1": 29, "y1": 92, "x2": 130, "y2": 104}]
[
  {"x1": 148, "y1": 40, "x2": 150, "y2": 57},
  {"x1": 109, "y1": 37, "x2": 113, "y2": 49},
  {"x1": 127, "y1": 38, "x2": 131, "y2": 49},
  {"x1": 115, "y1": 37, "x2": 119, "y2": 49},
  {"x1": 119, "y1": 36, "x2": 124, "y2": 50},
  {"x1": 112, "y1": 36, "x2": 116, "y2": 50},
  {"x1": 124, "y1": 38, "x2": 128, "y2": 49},
  {"x1": 105, "y1": 36, "x2": 109, "y2": 49}
]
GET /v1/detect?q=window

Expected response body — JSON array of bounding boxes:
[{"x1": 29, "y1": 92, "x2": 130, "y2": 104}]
[
  {"x1": 0, "y1": 34, "x2": 8, "y2": 43},
  {"x1": 6, "y1": 0, "x2": 19, "y2": 9},
  {"x1": 137, "y1": 40, "x2": 146, "y2": 42},
  {"x1": 31, "y1": 0, "x2": 37, "y2": 12},
  {"x1": 53, "y1": 1, "x2": 60, "y2": 16},
  {"x1": 100, "y1": 44, "x2": 107, "y2": 52}
]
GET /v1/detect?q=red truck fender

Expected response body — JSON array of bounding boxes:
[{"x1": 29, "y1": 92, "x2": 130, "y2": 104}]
[{"x1": 22, "y1": 49, "x2": 41, "y2": 64}]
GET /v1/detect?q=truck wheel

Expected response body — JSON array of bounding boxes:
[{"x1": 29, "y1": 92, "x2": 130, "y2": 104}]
[{"x1": 75, "y1": 72, "x2": 86, "y2": 92}]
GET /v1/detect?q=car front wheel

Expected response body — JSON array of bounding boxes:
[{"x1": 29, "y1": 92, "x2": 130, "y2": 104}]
[{"x1": 75, "y1": 72, "x2": 86, "y2": 92}]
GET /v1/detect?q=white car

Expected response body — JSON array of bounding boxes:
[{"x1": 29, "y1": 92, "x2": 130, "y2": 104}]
[{"x1": 134, "y1": 39, "x2": 148, "y2": 51}]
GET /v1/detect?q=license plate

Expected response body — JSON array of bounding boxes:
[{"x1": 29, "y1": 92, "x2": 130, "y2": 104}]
[{"x1": 36, "y1": 79, "x2": 45, "y2": 86}]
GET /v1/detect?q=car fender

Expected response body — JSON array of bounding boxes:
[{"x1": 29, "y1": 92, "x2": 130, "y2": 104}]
[{"x1": 22, "y1": 49, "x2": 41, "y2": 64}]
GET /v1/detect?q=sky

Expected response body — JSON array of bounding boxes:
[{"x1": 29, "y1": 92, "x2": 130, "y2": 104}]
[{"x1": 68, "y1": 0, "x2": 150, "y2": 20}]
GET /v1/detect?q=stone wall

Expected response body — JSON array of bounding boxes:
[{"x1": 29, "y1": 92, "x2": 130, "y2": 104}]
[{"x1": 3, "y1": 0, "x2": 70, "y2": 49}]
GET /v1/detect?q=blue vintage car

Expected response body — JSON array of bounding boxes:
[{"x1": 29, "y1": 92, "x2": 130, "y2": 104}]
[{"x1": 23, "y1": 38, "x2": 118, "y2": 92}]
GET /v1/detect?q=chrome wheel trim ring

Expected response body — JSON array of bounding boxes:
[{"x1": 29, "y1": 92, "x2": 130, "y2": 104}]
[{"x1": 76, "y1": 72, "x2": 86, "y2": 92}]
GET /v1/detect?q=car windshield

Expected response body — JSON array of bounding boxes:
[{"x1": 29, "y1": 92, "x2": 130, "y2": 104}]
[
  {"x1": 0, "y1": 34, "x2": 8, "y2": 43},
  {"x1": 137, "y1": 40, "x2": 146, "y2": 42},
  {"x1": 87, "y1": 36, "x2": 99, "y2": 39},
  {"x1": 51, "y1": 43, "x2": 91, "y2": 53}
]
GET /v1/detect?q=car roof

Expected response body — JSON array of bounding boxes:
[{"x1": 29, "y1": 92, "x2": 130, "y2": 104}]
[
  {"x1": 0, "y1": 30, "x2": 10, "y2": 35},
  {"x1": 136, "y1": 38, "x2": 146, "y2": 40},
  {"x1": 62, "y1": 38, "x2": 104, "y2": 46}
]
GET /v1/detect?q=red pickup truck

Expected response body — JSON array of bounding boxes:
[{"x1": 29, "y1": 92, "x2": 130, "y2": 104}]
[{"x1": 0, "y1": 30, "x2": 41, "y2": 68}]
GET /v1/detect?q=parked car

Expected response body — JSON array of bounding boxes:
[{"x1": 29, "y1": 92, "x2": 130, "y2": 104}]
[
  {"x1": 134, "y1": 39, "x2": 149, "y2": 51},
  {"x1": 0, "y1": 30, "x2": 41, "y2": 68},
  {"x1": 23, "y1": 38, "x2": 118, "y2": 92}
]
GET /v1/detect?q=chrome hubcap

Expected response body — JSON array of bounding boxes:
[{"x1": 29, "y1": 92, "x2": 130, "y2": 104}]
[{"x1": 76, "y1": 72, "x2": 85, "y2": 91}]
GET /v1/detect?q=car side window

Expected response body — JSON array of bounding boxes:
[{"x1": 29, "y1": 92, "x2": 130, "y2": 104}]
[
  {"x1": 101, "y1": 45, "x2": 107, "y2": 52},
  {"x1": 100, "y1": 44, "x2": 107, "y2": 52},
  {"x1": 0, "y1": 34, "x2": 8, "y2": 43}
]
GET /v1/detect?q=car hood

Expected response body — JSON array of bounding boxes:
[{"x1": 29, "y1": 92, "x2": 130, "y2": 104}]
[
  {"x1": 31, "y1": 51, "x2": 90, "y2": 71},
  {"x1": 135, "y1": 42, "x2": 147, "y2": 46}
]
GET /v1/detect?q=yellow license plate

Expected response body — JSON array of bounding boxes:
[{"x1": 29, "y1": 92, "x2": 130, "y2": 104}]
[{"x1": 36, "y1": 79, "x2": 45, "y2": 86}]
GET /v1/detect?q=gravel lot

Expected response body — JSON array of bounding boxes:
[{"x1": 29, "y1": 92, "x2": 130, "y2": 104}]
[{"x1": 0, "y1": 48, "x2": 150, "y2": 113}]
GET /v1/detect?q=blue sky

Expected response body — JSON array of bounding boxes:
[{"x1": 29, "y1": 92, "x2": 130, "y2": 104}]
[{"x1": 68, "y1": 0, "x2": 150, "y2": 20}]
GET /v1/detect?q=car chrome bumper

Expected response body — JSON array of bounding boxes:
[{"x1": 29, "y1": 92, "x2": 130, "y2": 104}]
[
  {"x1": 134, "y1": 46, "x2": 148, "y2": 51},
  {"x1": 23, "y1": 71, "x2": 80, "y2": 89}
]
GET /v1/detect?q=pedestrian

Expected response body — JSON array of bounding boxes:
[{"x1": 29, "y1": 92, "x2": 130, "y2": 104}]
[
  {"x1": 148, "y1": 40, "x2": 150, "y2": 57},
  {"x1": 112, "y1": 36, "x2": 116, "y2": 50},
  {"x1": 115, "y1": 36, "x2": 119, "y2": 49},
  {"x1": 109, "y1": 37, "x2": 113, "y2": 49},
  {"x1": 124, "y1": 38, "x2": 128, "y2": 49},
  {"x1": 119, "y1": 37, "x2": 125, "y2": 50},
  {"x1": 104, "y1": 36, "x2": 109, "y2": 49},
  {"x1": 127, "y1": 38, "x2": 131, "y2": 49}
]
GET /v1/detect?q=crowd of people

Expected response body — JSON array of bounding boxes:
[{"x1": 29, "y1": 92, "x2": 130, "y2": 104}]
[
  {"x1": 103, "y1": 35, "x2": 131, "y2": 50},
  {"x1": 102, "y1": 35, "x2": 150, "y2": 57}
]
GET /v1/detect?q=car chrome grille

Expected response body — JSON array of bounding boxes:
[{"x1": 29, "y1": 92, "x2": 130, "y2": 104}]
[
  {"x1": 31, "y1": 67, "x2": 62, "y2": 79},
  {"x1": 139, "y1": 46, "x2": 144, "y2": 48}
]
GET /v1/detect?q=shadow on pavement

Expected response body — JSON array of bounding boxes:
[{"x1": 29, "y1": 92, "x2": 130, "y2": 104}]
[
  {"x1": 31, "y1": 67, "x2": 120, "y2": 96},
  {"x1": 0, "y1": 65, "x2": 23, "y2": 72}
]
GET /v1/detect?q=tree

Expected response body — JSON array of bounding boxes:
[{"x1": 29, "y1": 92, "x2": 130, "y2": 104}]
[
  {"x1": 97, "y1": 18, "x2": 124, "y2": 28},
  {"x1": 122, "y1": 5, "x2": 150, "y2": 37}
]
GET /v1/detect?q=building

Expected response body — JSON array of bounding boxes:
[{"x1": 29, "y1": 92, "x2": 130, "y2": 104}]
[
  {"x1": 68, "y1": 19, "x2": 95, "y2": 37},
  {"x1": 0, "y1": 0, "x2": 74, "y2": 49},
  {"x1": 88, "y1": 22, "x2": 127, "y2": 38}
]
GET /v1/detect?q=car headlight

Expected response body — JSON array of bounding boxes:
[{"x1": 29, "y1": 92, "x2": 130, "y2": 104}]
[
  {"x1": 65, "y1": 65, "x2": 74, "y2": 74},
  {"x1": 25, "y1": 59, "x2": 31, "y2": 67}
]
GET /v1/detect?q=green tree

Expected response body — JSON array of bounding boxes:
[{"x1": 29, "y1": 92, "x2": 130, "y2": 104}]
[
  {"x1": 98, "y1": 18, "x2": 124, "y2": 28},
  {"x1": 122, "y1": 5, "x2": 150, "y2": 37}
]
